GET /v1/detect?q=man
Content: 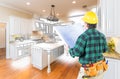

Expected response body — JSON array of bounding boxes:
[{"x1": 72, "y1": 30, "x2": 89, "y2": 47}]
[{"x1": 69, "y1": 11, "x2": 108, "y2": 79}]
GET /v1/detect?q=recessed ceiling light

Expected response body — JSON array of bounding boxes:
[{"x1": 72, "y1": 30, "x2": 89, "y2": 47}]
[
  {"x1": 42, "y1": 10, "x2": 46, "y2": 12},
  {"x1": 56, "y1": 13, "x2": 60, "y2": 16},
  {"x1": 26, "y1": 2, "x2": 31, "y2": 5},
  {"x1": 72, "y1": 1, "x2": 76, "y2": 4}
]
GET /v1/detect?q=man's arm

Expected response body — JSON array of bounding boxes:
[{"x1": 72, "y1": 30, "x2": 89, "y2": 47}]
[
  {"x1": 69, "y1": 35, "x2": 86, "y2": 57},
  {"x1": 103, "y1": 36, "x2": 108, "y2": 53}
]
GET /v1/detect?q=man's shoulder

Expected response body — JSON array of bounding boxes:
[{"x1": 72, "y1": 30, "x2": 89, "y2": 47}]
[
  {"x1": 96, "y1": 30, "x2": 106, "y2": 37},
  {"x1": 78, "y1": 31, "x2": 88, "y2": 40},
  {"x1": 84, "y1": 29, "x2": 106, "y2": 38}
]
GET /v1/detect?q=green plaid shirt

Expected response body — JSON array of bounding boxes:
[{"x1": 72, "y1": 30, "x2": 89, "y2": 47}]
[{"x1": 69, "y1": 28, "x2": 108, "y2": 65}]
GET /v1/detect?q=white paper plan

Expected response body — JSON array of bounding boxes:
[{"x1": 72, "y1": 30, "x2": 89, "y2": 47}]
[{"x1": 54, "y1": 23, "x2": 85, "y2": 48}]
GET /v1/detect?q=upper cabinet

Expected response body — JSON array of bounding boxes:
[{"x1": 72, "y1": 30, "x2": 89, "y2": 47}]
[
  {"x1": 100, "y1": 0, "x2": 120, "y2": 37},
  {"x1": 9, "y1": 16, "x2": 21, "y2": 35},
  {"x1": 9, "y1": 16, "x2": 32, "y2": 41},
  {"x1": 114, "y1": 0, "x2": 120, "y2": 37},
  {"x1": 20, "y1": 18, "x2": 32, "y2": 35}
]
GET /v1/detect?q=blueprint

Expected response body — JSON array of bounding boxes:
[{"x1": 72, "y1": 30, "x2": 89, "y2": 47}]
[{"x1": 54, "y1": 23, "x2": 85, "y2": 48}]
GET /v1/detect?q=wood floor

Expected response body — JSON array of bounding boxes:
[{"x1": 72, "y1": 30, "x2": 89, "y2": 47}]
[
  {"x1": 0, "y1": 48, "x2": 6, "y2": 59},
  {"x1": 0, "y1": 49, "x2": 81, "y2": 79}
]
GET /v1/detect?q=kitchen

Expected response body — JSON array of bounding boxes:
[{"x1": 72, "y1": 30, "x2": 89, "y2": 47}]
[{"x1": 0, "y1": 0, "x2": 120, "y2": 79}]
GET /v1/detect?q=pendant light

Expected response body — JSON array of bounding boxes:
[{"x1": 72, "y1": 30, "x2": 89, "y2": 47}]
[{"x1": 47, "y1": 5, "x2": 59, "y2": 21}]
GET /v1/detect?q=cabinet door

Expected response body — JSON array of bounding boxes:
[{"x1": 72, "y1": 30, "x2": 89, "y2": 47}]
[
  {"x1": 17, "y1": 48, "x2": 23, "y2": 57},
  {"x1": 42, "y1": 50, "x2": 48, "y2": 68},
  {"x1": 104, "y1": 58, "x2": 118, "y2": 79},
  {"x1": 10, "y1": 44, "x2": 16, "y2": 59},
  {"x1": 118, "y1": 60, "x2": 120, "y2": 79},
  {"x1": 58, "y1": 46, "x2": 64, "y2": 56},
  {"x1": 31, "y1": 48, "x2": 42, "y2": 66},
  {"x1": 101, "y1": 0, "x2": 115, "y2": 37},
  {"x1": 20, "y1": 18, "x2": 25, "y2": 35},
  {"x1": 53, "y1": 48, "x2": 59, "y2": 60},
  {"x1": 10, "y1": 16, "x2": 32, "y2": 36},
  {"x1": 106, "y1": 0, "x2": 115, "y2": 36},
  {"x1": 115, "y1": 0, "x2": 120, "y2": 36},
  {"x1": 27, "y1": 19, "x2": 32, "y2": 34},
  {"x1": 21, "y1": 18, "x2": 32, "y2": 35},
  {"x1": 9, "y1": 16, "x2": 15, "y2": 35},
  {"x1": 9, "y1": 16, "x2": 21, "y2": 41},
  {"x1": 14, "y1": 17, "x2": 21, "y2": 34}
]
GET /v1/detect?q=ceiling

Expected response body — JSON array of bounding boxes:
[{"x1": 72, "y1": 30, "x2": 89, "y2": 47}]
[{"x1": 0, "y1": 0, "x2": 99, "y2": 20}]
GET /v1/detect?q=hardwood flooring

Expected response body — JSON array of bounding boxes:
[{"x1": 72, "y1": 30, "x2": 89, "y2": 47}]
[
  {"x1": 0, "y1": 48, "x2": 6, "y2": 59},
  {"x1": 0, "y1": 49, "x2": 81, "y2": 79}
]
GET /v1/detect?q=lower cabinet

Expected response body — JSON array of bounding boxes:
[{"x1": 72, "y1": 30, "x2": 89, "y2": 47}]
[
  {"x1": 10, "y1": 41, "x2": 35, "y2": 59},
  {"x1": 104, "y1": 58, "x2": 120, "y2": 79},
  {"x1": 118, "y1": 60, "x2": 120, "y2": 79},
  {"x1": 31, "y1": 45, "x2": 64, "y2": 70}
]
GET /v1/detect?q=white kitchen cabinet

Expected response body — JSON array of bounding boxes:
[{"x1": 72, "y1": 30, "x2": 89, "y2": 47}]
[
  {"x1": 9, "y1": 16, "x2": 21, "y2": 35},
  {"x1": 114, "y1": 0, "x2": 120, "y2": 36},
  {"x1": 31, "y1": 48, "x2": 48, "y2": 69},
  {"x1": 118, "y1": 60, "x2": 120, "y2": 79},
  {"x1": 20, "y1": 18, "x2": 26, "y2": 35},
  {"x1": 58, "y1": 46, "x2": 64, "y2": 55},
  {"x1": 9, "y1": 16, "x2": 32, "y2": 41},
  {"x1": 10, "y1": 40, "x2": 35, "y2": 59},
  {"x1": 100, "y1": 0, "x2": 115, "y2": 36},
  {"x1": 21, "y1": 18, "x2": 32, "y2": 35},
  {"x1": 100, "y1": 0, "x2": 120, "y2": 37},
  {"x1": 31, "y1": 47, "x2": 52, "y2": 70},
  {"x1": 31, "y1": 42, "x2": 64, "y2": 70},
  {"x1": 104, "y1": 58, "x2": 120, "y2": 79}
]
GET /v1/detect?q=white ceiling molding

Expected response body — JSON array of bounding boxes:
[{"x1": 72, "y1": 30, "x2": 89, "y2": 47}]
[{"x1": 68, "y1": 14, "x2": 84, "y2": 18}]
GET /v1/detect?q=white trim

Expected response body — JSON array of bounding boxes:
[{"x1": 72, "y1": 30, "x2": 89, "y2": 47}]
[
  {"x1": 0, "y1": 20, "x2": 10, "y2": 59},
  {"x1": 68, "y1": 14, "x2": 84, "y2": 18},
  {"x1": 0, "y1": 3, "x2": 33, "y2": 15}
]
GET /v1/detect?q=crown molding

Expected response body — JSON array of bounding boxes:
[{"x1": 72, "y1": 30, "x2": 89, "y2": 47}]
[
  {"x1": 68, "y1": 14, "x2": 84, "y2": 18},
  {"x1": 0, "y1": 3, "x2": 33, "y2": 15}
]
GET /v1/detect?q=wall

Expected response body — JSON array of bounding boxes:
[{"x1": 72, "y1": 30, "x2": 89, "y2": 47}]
[
  {"x1": 0, "y1": 23, "x2": 6, "y2": 48},
  {"x1": 0, "y1": 5, "x2": 33, "y2": 22},
  {"x1": 0, "y1": 5, "x2": 33, "y2": 58}
]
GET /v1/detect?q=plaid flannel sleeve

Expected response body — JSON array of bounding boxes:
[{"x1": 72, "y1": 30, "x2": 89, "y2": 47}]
[
  {"x1": 103, "y1": 36, "x2": 108, "y2": 53},
  {"x1": 69, "y1": 35, "x2": 86, "y2": 57}
]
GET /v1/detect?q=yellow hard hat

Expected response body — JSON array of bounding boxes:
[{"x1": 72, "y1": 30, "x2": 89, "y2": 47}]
[{"x1": 82, "y1": 11, "x2": 98, "y2": 24}]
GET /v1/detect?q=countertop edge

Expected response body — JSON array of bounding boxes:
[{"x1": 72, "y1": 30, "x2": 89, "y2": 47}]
[
  {"x1": 104, "y1": 56, "x2": 120, "y2": 60},
  {"x1": 103, "y1": 52, "x2": 120, "y2": 60}
]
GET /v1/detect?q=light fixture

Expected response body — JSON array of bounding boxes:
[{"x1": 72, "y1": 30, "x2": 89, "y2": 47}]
[
  {"x1": 47, "y1": 5, "x2": 59, "y2": 21},
  {"x1": 26, "y1": 2, "x2": 31, "y2": 5},
  {"x1": 72, "y1": 1, "x2": 76, "y2": 4},
  {"x1": 42, "y1": 10, "x2": 46, "y2": 12},
  {"x1": 56, "y1": 13, "x2": 60, "y2": 16}
]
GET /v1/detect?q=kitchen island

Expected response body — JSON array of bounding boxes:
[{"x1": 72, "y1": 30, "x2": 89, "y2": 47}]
[{"x1": 31, "y1": 41, "x2": 64, "y2": 73}]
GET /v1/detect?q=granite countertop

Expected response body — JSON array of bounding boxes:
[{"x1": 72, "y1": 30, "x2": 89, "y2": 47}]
[{"x1": 103, "y1": 51, "x2": 120, "y2": 60}]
